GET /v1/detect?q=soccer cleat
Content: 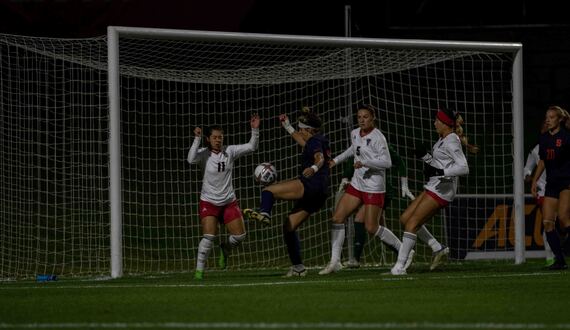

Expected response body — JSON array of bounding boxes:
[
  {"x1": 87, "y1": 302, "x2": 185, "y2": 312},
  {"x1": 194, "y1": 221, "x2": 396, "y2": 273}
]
[
  {"x1": 243, "y1": 209, "x2": 270, "y2": 226},
  {"x1": 547, "y1": 260, "x2": 568, "y2": 270},
  {"x1": 404, "y1": 249, "x2": 415, "y2": 271},
  {"x1": 390, "y1": 264, "x2": 407, "y2": 276},
  {"x1": 545, "y1": 258, "x2": 555, "y2": 268},
  {"x1": 430, "y1": 246, "x2": 450, "y2": 270},
  {"x1": 318, "y1": 261, "x2": 342, "y2": 275},
  {"x1": 218, "y1": 243, "x2": 230, "y2": 270},
  {"x1": 283, "y1": 266, "x2": 307, "y2": 277},
  {"x1": 194, "y1": 270, "x2": 204, "y2": 280},
  {"x1": 345, "y1": 259, "x2": 360, "y2": 269}
]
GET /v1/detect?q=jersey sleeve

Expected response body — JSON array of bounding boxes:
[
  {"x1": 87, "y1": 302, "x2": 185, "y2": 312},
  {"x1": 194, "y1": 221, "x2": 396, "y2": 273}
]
[
  {"x1": 333, "y1": 145, "x2": 353, "y2": 165},
  {"x1": 524, "y1": 144, "x2": 539, "y2": 177},
  {"x1": 443, "y1": 136, "x2": 469, "y2": 177},
  {"x1": 227, "y1": 128, "x2": 259, "y2": 158},
  {"x1": 187, "y1": 136, "x2": 202, "y2": 164}
]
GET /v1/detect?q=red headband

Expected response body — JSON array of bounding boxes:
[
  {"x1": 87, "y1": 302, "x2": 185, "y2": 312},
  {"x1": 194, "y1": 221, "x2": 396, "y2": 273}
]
[{"x1": 436, "y1": 110, "x2": 455, "y2": 126}]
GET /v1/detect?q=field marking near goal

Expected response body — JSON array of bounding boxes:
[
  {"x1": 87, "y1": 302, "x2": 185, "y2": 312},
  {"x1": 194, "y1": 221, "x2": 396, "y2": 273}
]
[
  {"x1": 0, "y1": 271, "x2": 562, "y2": 290},
  {"x1": 1, "y1": 322, "x2": 569, "y2": 329}
]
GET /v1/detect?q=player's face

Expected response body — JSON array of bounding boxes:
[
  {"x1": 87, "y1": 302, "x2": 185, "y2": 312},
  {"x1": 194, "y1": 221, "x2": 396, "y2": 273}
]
[
  {"x1": 207, "y1": 130, "x2": 223, "y2": 151},
  {"x1": 434, "y1": 118, "x2": 449, "y2": 136},
  {"x1": 545, "y1": 109, "x2": 561, "y2": 132},
  {"x1": 298, "y1": 127, "x2": 312, "y2": 141},
  {"x1": 357, "y1": 109, "x2": 375, "y2": 131}
]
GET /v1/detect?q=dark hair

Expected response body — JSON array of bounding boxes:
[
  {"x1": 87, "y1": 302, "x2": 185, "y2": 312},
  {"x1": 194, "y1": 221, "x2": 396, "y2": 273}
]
[
  {"x1": 298, "y1": 106, "x2": 322, "y2": 129},
  {"x1": 205, "y1": 125, "x2": 223, "y2": 137}
]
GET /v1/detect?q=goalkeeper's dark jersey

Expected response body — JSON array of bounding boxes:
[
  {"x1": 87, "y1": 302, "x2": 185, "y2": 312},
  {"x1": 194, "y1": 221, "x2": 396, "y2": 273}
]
[
  {"x1": 539, "y1": 127, "x2": 570, "y2": 180},
  {"x1": 299, "y1": 133, "x2": 331, "y2": 193}
]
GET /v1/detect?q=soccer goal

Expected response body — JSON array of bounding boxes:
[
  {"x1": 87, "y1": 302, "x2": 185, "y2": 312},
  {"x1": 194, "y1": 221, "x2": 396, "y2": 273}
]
[{"x1": 0, "y1": 28, "x2": 523, "y2": 280}]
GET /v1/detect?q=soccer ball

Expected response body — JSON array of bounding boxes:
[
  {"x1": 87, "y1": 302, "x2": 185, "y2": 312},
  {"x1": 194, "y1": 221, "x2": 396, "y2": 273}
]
[{"x1": 254, "y1": 162, "x2": 277, "y2": 186}]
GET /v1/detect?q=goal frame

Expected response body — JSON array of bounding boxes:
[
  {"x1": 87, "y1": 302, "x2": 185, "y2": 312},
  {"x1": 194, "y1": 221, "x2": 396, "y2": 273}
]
[{"x1": 107, "y1": 26, "x2": 524, "y2": 278}]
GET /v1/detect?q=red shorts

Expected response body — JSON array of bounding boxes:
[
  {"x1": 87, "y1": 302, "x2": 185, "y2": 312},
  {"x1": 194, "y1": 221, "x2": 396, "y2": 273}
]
[
  {"x1": 536, "y1": 196, "x2": 544, "y2": 207},
  {"x1": 425, "y1": 190, "x2": 449, "y2": 207},
  {"x1": 198, "y1": 199, "x2": 242, "y2": 224},
  {"x1": 345, "y1": 184, "x2": 385, "y2": 208}
]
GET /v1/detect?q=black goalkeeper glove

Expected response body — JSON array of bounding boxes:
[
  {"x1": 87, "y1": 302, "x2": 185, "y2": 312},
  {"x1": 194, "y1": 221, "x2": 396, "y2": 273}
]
[
  {"x1": 414, "y1": 143, "x2": 431, "y2": 159},
  {"x1": 424, "y1": 163, "x2": 444, "y2": 177}
]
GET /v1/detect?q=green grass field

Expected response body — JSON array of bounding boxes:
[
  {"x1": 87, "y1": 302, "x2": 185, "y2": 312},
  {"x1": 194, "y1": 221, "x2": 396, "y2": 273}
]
[{"x1": 0, "y1": 260, "x2": 568, "y2": 330}]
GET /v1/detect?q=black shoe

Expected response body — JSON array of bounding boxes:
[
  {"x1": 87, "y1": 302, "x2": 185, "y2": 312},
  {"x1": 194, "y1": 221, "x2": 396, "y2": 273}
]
[{"x1": 547, "y1": 261, "x2": 568, "y2": 270}]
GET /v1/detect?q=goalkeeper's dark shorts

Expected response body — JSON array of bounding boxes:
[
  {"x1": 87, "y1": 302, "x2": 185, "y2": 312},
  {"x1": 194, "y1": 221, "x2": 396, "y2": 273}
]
[
  {"x1": 545, "y1": 178, "x2": 570, "y2": 198},
  {"x1": 291, "y1": 179, "x2": 329, "y2": 215}
]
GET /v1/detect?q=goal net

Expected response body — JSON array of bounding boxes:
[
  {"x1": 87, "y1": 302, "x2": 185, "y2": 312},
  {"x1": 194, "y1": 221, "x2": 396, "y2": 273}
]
[{"x1": 0, "y1": 29, "x2": 523, "y2": 279}]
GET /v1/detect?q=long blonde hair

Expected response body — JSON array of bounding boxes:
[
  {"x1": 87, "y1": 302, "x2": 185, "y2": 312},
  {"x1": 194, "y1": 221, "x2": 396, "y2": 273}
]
[
  {"x1": 455, "y1": 114, "x2": 479, "y2": 154},
  {"x1": 548, "y1": 105, "x2": 570, "y2": 130}
]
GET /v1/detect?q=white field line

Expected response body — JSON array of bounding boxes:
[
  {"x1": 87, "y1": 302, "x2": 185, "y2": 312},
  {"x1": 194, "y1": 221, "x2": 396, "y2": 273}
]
[
  {"x1": 0, "y1": 271, "x2": 563, "y2": 290},
  {"x1": 0, "y1": 321, "x2": 569, "y2": 329}
]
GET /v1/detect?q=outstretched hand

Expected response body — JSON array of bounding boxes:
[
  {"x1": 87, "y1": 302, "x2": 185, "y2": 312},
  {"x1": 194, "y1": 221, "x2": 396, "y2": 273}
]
[
  {"x1": 250, "y1": 114, "x2": 260, "y2": 129},
  {"x1": 280, "y1": 114, "x2": 295, "y2": 134},
  {"x1": 194, "y1": 127, "x2": 202, "y2": 137}
]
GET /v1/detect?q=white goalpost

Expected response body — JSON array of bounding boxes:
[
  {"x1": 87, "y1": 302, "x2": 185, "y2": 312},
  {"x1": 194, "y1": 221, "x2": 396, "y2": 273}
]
[
  {"x1": 0, "y1": 28, "x2": 524, "y2": 280},
  {"x1": 106, "y1": 26, "x2": 524, "y2": 278}
]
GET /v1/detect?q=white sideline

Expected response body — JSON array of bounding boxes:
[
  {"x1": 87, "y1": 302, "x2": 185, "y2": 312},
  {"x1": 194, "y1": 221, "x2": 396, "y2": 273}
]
[{"x1": 0, "y1": 322, "x2": 569, "y2": 329}]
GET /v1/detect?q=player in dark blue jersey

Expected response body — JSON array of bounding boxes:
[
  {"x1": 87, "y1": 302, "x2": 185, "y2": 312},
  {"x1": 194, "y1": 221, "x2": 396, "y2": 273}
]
[
  {"x1": 531, "y1": 105, "x2": 570, "y2": 270},
  {"x1": 244, "y1": 107, "x2": 331, "y2": 276}
]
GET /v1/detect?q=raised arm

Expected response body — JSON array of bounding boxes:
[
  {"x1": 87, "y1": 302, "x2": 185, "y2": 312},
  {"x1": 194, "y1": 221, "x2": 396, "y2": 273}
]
[
  {"x1": 186, "y1": 127, "x2": 202, "y2": 164},
  {"x1": 280, "y1": 114, "x2": 306, "y2": 147},
  {"x1": 230, "y1": 114, "x2": 260, "y2": 158}
]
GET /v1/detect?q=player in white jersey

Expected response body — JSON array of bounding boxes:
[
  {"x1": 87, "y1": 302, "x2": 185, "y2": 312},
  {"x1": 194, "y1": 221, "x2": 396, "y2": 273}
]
[
  {"x1": 187, "y1": 114, "x2": 260, "y2": 280},
  {"x1": 319, "y1": 104, "x2": 406, "y2": 275},
  {"x1": 391, "y1": 107, "x2": 472, "y2": 275},
  {"x1": 525, "y1": 142, "x2": 554, "y2": 266}
]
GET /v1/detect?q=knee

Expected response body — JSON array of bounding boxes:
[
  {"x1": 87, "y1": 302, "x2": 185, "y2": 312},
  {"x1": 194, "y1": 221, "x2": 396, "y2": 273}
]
[
  {"x1": 229, "y1": 233, "x2": 246, "y2": 245},
  {"x1": 365, "y1": 223, "x2": 378, "y2": 235},
  {"x1": 543, "y1": 219, "x2": 556, "y2": 231},
  {"x1": 331, "y1": 212, "x2": 345, "y2": 224}
]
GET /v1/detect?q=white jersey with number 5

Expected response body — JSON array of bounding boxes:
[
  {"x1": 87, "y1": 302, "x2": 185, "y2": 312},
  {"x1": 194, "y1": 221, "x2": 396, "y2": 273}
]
[
  {"x1": 424, "y1": 132, "x2": 469, "y2": 202},
  {"x1": 333, "y1": 127, "x2": 392, "y2": 193},
  {"x1": 187, "y1": 129, "x2": 259, "y2": 206}
]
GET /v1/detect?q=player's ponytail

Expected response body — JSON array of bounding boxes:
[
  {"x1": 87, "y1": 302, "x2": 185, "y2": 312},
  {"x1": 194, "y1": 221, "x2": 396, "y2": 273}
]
[{"x1": 455, "y1": 114, "x2": 479, "y2": 154}]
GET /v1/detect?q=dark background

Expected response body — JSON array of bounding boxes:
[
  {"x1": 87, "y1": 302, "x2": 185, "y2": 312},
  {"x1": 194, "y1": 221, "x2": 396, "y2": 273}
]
[{"x1": 1, "y1": 0, "x2": 569, "y2": 150}]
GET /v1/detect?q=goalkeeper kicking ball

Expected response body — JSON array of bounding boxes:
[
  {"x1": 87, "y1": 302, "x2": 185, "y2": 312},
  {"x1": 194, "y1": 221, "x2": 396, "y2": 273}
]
[{"x1": 254, "y1": 162, "x2": 277, "y2": 186}]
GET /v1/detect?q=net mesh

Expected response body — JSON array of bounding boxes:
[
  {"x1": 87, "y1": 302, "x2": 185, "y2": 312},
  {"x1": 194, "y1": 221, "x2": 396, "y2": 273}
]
[{"x1": 0, "y1": 31, "x2": 516, "y2": 279}]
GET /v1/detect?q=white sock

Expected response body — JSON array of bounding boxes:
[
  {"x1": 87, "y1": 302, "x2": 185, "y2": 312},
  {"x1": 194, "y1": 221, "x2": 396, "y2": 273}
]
[
  {"x1": 543, "y1": 231, "x2": 554, "y2": 259},
  {"x1": 416, "y1": 225, "x2": 442, "y2": 252},
  {"x1": 395, "y1": 232, "x2": 417, "y2": 268},
  {"x1": 330, "y1": 223, "x2": 345, "y2": 264},
  {"x1": 228, "y1": 233, "x2": 247, "y2": 249},
  {"x1": 375, "y1": 225, "x2": 402, "y2": 251},
  {"x1": 196, "y1": 234, "x2": 215, "y2": 271}
]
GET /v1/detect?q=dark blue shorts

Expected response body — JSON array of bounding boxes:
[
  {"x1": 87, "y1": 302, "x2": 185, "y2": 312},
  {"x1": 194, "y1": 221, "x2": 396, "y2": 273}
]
[
  {"x1": 545, "y1": 178, "x2": 570, "y2": 198},
  {"x1": 291, "y1": 178, "x2": 329, "y2": 214}
]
